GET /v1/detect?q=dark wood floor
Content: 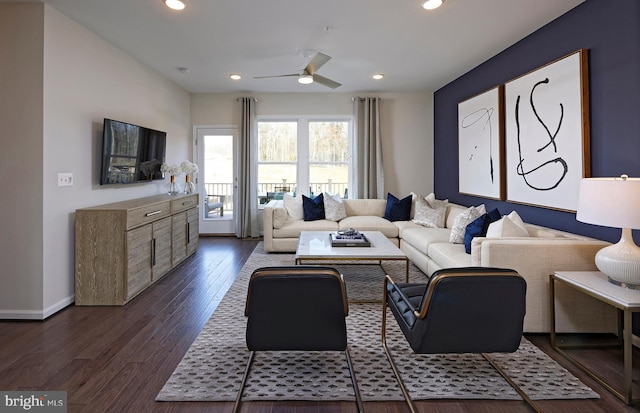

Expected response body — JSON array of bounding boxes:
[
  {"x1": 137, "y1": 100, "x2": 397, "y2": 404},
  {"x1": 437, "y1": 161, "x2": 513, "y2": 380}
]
[{"x1": 1, "y1": 237, "x2": 640, "y2": 412}]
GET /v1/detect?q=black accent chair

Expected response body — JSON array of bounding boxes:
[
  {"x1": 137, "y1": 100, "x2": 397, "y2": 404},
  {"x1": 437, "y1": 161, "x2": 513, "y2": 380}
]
[
  {"x1": 234, "y1": 266, "x2": 364, "y2": 413},
  {"x1": 382, "y1": 267, "x2": 541, "y2": 413}
]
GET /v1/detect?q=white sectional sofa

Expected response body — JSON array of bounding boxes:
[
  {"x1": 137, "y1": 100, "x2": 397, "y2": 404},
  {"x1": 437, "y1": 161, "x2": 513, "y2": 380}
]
[{"x1": 262, "y1": 196, "x2": 617, "y2": 334}]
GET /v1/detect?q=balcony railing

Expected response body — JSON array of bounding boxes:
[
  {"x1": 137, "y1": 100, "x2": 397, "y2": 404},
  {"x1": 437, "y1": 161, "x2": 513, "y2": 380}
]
[{"x1": 203, "y1": 181, "x2": 348, "y2": 213}]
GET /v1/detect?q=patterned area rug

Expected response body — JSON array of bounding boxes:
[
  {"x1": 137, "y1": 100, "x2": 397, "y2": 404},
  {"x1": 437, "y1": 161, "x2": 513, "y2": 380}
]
[{"x1": 156, "y1": 243, "x2": 599, "y2": 402}]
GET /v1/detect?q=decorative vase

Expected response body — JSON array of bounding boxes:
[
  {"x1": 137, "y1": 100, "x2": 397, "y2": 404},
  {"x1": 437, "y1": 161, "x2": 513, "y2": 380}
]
[
  {"x1": 184, "y1": 174, "x2": 196, "y2": 194},
  {"x1": 167, "y1": 175, "x2": 181, "y2": 196}
]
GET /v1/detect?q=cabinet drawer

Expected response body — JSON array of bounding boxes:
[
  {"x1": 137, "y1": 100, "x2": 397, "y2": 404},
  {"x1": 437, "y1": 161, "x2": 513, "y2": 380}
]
[
  {"x1": 127, "y1": 201, "x2": 171, "y2": 229},
  {"x1": 172, "y1": 194, "x2": 198, "y2": 213}
]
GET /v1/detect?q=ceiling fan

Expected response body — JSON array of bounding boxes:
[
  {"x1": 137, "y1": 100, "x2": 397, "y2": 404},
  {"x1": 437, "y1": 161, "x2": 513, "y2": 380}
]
[{"x1": 254, "y1": 52, "x2": 341, "y2": 89}]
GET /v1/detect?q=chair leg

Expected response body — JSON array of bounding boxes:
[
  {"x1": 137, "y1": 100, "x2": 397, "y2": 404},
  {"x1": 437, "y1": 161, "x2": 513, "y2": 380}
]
[
  {"x1": 381, "y1": 279, "x2": 418, "y2": 413},
  {"x1": 482, "y1": 353, "x2": 544, "y2": 413},
  {"x1": 344, "y1": 346, "x2": 364, "y2": 413},
  {"x1": 233, "y1": 350, "x2": 255, "y2": 413}
]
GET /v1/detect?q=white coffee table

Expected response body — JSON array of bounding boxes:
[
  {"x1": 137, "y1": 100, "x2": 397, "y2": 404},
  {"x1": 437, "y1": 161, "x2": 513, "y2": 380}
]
[{"x1": 295, "y1": 231, "x2": 409, "y2": 282}]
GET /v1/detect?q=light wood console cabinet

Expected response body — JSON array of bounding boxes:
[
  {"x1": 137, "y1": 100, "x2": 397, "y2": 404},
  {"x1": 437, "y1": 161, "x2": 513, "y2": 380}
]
[{"x1": 75, "y1": 193, "x2": 199, "y2": 305}]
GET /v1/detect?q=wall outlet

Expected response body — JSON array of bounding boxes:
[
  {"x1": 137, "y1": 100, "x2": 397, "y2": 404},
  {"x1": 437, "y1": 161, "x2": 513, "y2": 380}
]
[{"x1": 58, "y1": 173, "x2": 73, "y2": 187}]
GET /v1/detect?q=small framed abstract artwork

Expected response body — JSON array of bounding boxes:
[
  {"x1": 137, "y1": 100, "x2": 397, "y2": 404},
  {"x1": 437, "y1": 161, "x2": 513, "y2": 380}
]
[
  {"x1": 504, "y1": 49, "x2": 590, "y2": 212},
  {"x1": 457, "y1": 85, "x2": 505, "y2": 200}
]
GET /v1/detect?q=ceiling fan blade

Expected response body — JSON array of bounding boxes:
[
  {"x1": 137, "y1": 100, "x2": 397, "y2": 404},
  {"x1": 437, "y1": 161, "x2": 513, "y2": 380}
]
[
  {"x1": 313, "y1": 74, "x2": 341, "y2": 89},
  {"x1": 304, "y1": 52, "x2": 331, "y2": 75},
  {"x1": 253, "y1": 73, "x2": 298, "y2": 79}
]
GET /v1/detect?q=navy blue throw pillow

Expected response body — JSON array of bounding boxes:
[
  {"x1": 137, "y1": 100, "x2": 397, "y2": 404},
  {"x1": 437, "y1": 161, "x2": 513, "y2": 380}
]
[
  {"x1": 464, "y1": 208, "x2": 501, "y2": 254},
  {"x1": 302, "y1": 193, "x2": 325, "y2": 221},
  {"x1": 383, "y1": 193, "x2": 412, "y2": 222}
]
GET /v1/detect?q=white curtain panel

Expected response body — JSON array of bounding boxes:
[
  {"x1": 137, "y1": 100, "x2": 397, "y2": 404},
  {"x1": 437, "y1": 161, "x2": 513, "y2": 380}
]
[{"x1": 353, "y1": 97, "x2": 384, "y2": 199}]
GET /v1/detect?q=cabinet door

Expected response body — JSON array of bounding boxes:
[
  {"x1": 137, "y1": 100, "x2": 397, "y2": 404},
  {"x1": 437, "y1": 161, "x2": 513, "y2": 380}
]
[
  {"x1": 186, "y1": 207, "x2": 199, "y2": 257},
  {"x1": 172, "y1": 211, "x2": 187, "y2": 265},
  {"x1": 126, "y1": 224, "x2": 152, "y2": 300},
  {"x1": 152, "y1": 216, "x2": 172, "y2": 281}
]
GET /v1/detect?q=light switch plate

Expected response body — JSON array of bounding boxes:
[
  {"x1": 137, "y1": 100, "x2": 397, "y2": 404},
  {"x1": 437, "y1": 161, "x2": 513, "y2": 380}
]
[{"x1": 58, "y1": 173, "x2": 73, "y2": 187}]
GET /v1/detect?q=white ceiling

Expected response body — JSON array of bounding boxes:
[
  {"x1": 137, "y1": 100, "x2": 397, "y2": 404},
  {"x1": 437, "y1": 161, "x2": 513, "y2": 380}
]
[{"x1": 6, "y1": 0, "x2": 584, "y2": 93}]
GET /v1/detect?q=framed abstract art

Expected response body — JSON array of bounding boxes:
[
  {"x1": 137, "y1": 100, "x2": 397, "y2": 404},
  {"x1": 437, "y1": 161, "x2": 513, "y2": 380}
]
[
  {"x1": 458, "y1": 85, "x2": 505, "y2": 200},
  {"x1": 504, "y1": 49, "x2": 590, "y2": 212}
]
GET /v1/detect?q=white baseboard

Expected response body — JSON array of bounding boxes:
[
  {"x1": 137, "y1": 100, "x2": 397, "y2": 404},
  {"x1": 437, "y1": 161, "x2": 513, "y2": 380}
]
[
  {"x1": 43, "y1": 295, "x2": 75, "y2": 319},
  {"x1": 0, "y1": 294, "x2": 74, "y2": 320}
]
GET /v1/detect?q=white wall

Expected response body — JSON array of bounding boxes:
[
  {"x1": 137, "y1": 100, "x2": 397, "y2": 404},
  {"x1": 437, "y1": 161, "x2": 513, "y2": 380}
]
[
  {"x1": 0, "y1": 4, "x2": 45, "y2": 318},
  {"x1": 0, "y1": 4, "x2": 191, "y2": 319},
  {"x1": 191, "y1": 92, "x2": 434, "y2": 197}
]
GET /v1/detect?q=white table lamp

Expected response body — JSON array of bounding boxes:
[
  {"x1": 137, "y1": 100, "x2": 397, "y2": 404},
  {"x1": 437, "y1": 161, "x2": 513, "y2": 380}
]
[{"x1": 577, "y1": 175, "x2": 640, "y2": 288}]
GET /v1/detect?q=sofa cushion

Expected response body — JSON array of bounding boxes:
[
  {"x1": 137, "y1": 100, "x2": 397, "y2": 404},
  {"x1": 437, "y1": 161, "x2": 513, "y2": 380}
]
[
  {"x1": 343, "y1": 199, "x2": 387, "y2": 216},
  {"x1": 284, "y1": 193, "x2": 304, "y2": 221},
  {"x1": 425, "y1": 192, "x2": 449, "y2": 210},
  {"x1": 273, "y1": 219, "x2": 339, "y2": 238},
  {"x1": 445, "y1": 204, "x2": 469, "y2": 229},
  {"x1": 384, "y1": 193, "x2": 412, "y2": 222},
  {"x1": 463, "y1": 208, "x2": 501, "y2": 253},
  {"x1": 413, "y1": 197, "x2": 447, "y2": 228},
  {"x1": 487, "y1": 211, "x2": 529, "y2": 238},
  {"x1": 527, "y1": 227, "x2": 563, "y2": 238},
  {"x1": 272, "y1": 204, "x2": 288, "y2": 229},
  {"x1": 400, "y1": 227, "x2": 452, "y2": 255},
  {"x1": 303, "y1": 193, "x2": 325, "y2": 221},
  {"x1": 394, "y1": 220, "x2": 423, "y2": 237},
  {"x1": 323, "y1": 192, "x2": 347, "y2": 221},
  {"x1": 428, "y1": 242, "x2": 473, "y2": 268},
  {"x1": 339, "y1": 216, "x2": 399, "y2": 238},
  {"x1": 449, "y1": 204, "x2": 486, "y2": 243}
]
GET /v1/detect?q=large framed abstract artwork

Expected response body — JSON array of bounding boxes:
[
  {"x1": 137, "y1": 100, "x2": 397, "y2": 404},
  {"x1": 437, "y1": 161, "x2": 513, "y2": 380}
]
[
  {"x1": 457, "y1": 85, "x2": 505, "y2": 200},
  {"x1": 504, "y1": 49, "x2": 590, "y2": 212}
]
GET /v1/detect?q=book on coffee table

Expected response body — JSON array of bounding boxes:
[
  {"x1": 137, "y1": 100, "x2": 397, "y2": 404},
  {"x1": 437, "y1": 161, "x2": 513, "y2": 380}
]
[{"x1": 329, "y1": 232, "x2": 371, "y2": 247}]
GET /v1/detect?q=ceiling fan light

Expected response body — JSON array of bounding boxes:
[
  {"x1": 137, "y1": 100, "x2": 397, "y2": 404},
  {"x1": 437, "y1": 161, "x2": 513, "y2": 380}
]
[
  {"x1": 164, "y1": 0, "x2": 186, "y2": 11},
  {"x1": 298, "y1": 74, "x2": 313, "y2": 85},
  {"x1": 422, "y1": 0, "x2": 443, "y2": 10}
]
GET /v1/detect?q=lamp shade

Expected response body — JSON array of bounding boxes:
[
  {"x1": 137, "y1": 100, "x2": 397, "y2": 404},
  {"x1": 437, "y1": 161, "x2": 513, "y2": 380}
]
[
  {"x1": 577, "y1": 175, "x2": 640, "y2": 288},
  {"x1": 576, "y1": 176, "x2": 640, "y2": 229}
]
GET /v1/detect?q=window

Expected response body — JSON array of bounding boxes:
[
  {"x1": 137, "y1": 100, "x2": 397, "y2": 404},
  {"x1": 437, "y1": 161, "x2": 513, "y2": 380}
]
[{"x1": 257, "y1": 117, "x2": 351, "y2": 205}]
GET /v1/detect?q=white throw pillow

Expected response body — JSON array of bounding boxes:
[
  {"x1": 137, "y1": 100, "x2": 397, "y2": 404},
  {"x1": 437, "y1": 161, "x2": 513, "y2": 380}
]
[
  {"x1": 425, "y1": 192, "x2": 449, "y2": 210},
  {"x1": 507, "y1": 211, "x2": 529, "y2": 235},
  {"x1": 410, "y1": 192, "x2": 425, "y2": 219},
  {"x1": 413, "y1": 197, "x2": 446, "y2": 228},
  {"x1": 323, "y1": 192, "x2": 347, "y2": 222},
  {"x1": 449, "y1": 204, "x2": 486, "y2": 243},
  {"x1": 283, "y1": 193, "x2": 304, "y2": 221},
  {"x1": 272, "y1": 205, "x2": 288, "y2": 229},
  {"x1": 486, "y1": 213, "x2": 529, "y2": 238}
]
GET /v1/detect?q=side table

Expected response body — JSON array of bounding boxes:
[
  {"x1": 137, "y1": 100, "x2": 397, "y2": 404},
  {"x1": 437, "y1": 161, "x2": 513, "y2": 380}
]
[{"x1": 550, "y1": 271, "x2": 640, "y2": 404}]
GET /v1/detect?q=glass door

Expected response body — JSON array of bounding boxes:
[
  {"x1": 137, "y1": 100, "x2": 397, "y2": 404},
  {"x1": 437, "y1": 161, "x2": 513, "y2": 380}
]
[{"x1": 195, "y1": 127, "x2": 236, "y2": 235}]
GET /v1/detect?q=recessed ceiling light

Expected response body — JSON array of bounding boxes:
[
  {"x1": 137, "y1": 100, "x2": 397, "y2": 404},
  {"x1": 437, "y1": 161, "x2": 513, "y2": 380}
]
[
  {"x1": 164, "y1": 0, "x2": 186, "y2": 11},
  {"x1": 422, "y1": 0, "x2": 443, "y2": 10},
  {"x1": 372, "y1": 74, "x2": 384, "y2": 80},
  {"x1": 298, "y1": 74, "x2": 314, "y2": 85},
  {"x1": 178, "y1": 67, "x2": 190, "y2": 74},
  {"x1": 229, "y1": 74, "x2": 242, "y2": 80}
]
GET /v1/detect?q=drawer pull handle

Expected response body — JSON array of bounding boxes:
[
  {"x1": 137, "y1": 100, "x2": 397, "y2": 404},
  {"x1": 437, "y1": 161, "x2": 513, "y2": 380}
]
[
  {"x1": 145, "y1": 210, "x2": 163, "y2": 217},
  {"x1": 182, "y1": 201, "x2": 193, "y2": 206}
]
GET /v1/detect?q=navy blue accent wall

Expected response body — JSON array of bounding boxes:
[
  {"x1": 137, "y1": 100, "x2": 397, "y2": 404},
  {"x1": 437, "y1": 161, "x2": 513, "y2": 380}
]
[{"x1": 434, "y1": 0, "x2": 640, "y2": 243}]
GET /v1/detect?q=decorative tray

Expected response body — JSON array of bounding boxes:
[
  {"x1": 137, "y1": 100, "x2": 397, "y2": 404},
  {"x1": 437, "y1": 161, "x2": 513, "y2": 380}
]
[{"x1": 329, "y1": 232, "x2": 371, "y2": 247}]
